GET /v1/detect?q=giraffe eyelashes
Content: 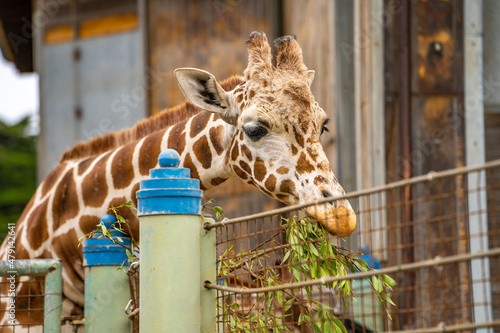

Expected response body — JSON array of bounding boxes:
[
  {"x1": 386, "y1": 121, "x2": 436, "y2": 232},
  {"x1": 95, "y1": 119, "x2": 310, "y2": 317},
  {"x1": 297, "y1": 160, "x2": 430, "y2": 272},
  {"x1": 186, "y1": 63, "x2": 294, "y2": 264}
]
[
  {"x1": 321, "y1": 118, "x2": 331, "y2": 136},
  {"x1": 243, "y1": 124, "x2": 268, "y2": 141}
]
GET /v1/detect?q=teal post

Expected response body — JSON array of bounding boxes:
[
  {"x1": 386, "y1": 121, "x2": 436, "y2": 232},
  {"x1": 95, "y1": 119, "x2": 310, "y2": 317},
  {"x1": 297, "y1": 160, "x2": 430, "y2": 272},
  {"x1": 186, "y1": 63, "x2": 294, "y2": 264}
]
[
  {"x1": 83, "y1": 215, "x2": 131, "y2": 333},
  {"x1": 137, "y1": 149, "x2": 211, "y2": 332}
]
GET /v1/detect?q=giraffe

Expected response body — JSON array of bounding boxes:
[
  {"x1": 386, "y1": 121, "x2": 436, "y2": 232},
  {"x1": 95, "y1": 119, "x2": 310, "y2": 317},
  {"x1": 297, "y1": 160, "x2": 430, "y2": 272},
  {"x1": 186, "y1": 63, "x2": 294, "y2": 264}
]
[{"x1": 0, "y1": 32, "x2": 356, "y2": 331}]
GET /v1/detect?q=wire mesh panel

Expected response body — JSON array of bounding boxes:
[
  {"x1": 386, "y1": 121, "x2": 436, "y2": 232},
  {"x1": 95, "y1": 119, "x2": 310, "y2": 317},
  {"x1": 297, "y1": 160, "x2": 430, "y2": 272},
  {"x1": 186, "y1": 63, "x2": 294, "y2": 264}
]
[
  {"x1": 0, "y1": 259, "x2": 62, "y2": 332},
  {"x1": 206, "y1": 160, "x2": 500, "y2": 332}
]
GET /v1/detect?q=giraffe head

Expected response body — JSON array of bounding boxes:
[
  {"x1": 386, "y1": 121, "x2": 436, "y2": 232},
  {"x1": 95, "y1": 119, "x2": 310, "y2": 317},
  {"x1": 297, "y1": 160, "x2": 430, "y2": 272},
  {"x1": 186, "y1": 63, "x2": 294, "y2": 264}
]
[{"x1": 175, "y1": 32, "x2": 356, "y2": 236}]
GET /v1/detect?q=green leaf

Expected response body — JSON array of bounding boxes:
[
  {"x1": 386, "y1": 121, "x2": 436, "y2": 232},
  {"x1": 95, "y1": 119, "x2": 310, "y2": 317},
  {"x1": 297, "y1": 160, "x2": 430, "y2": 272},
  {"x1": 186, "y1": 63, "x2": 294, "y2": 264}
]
[
  {"x1": 380, "y1": 274, "x2": 397, "y2": 288},
  {"x1": 101, "y1": 224, "x2": 108, "y2": 235},
  {"x1": 380, "y1": 292, "x2": 396, "y2": 306},
  {"x1": 118, "y1": 200, "x2": 133, "y2": 207},
  {"x1": 371, "y1": 276, "x2": 383, "y2": 292}
]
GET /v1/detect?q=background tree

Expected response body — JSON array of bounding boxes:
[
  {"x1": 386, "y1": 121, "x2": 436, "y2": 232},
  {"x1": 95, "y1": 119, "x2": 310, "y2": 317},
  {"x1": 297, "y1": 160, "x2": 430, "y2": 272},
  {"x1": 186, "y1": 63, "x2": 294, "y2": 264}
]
[{"x1": 0, "y1": 117, "x2": 36, "y2": 241}]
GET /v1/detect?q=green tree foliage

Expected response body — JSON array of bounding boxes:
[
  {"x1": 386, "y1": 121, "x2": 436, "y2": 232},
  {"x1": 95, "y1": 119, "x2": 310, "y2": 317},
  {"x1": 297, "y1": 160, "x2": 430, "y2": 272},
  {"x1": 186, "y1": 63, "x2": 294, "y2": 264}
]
[{"x1": 0, "y1": 117, "x2": 37, "y2": 240}]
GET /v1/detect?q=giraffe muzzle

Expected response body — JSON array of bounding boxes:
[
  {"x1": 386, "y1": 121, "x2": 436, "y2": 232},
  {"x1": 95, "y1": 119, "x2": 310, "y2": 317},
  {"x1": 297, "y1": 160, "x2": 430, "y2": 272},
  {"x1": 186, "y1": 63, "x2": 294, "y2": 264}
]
[{"x1": 305, "y1": 204, "x2": 357, "y2": 237}]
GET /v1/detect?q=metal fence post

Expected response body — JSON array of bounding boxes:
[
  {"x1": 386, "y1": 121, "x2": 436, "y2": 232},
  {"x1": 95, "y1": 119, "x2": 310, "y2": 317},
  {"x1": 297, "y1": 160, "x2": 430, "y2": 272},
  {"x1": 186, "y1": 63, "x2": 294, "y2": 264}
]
[
  {"x1": 137, "y1": 149, "x2": 204, "y2": 332},
  {"x1": 83, "y1": 215, "x2": 131, "y2": 333}
]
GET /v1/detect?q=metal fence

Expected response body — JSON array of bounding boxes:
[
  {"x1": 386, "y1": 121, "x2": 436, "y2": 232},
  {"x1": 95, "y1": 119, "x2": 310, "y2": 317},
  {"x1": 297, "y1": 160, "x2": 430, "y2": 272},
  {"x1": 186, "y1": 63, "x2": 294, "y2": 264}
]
[
  {"x1": 205, "y1": 160, "x2": 500, "y2": 332},
  {"x1": 0, "y1": 259, "x2": 62, "y2": 332}
]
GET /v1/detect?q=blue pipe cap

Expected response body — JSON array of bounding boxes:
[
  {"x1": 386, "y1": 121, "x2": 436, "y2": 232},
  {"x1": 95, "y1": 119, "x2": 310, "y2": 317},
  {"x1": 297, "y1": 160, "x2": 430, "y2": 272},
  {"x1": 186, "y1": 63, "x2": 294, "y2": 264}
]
[
  {"x1": 83, "y1": 215, "x2": 131, "y2": 267},
  {"x1": 137, "y1": 149, "x2": 203, "y2": 216}
]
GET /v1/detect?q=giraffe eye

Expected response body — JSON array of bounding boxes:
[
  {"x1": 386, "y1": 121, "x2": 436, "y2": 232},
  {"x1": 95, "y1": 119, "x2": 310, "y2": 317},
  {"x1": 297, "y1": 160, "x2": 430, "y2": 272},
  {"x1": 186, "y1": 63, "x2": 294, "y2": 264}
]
[
  {"x1": 321, "y1": 118, "x2": 330, "y2": 136},
  {"x1": 243, "y1": 125, "x2": 268, "y2": 141},
  {"x1": 321, "y1": 125, "x2": 329, "y2": 135}
]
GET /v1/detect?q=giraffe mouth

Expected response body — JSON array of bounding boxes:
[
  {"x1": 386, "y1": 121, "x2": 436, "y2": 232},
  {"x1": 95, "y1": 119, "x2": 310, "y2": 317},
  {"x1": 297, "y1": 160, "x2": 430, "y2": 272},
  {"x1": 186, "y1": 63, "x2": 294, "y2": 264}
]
[{"x1": 305, "y1": 204, "x2": 357, "y2": 237}]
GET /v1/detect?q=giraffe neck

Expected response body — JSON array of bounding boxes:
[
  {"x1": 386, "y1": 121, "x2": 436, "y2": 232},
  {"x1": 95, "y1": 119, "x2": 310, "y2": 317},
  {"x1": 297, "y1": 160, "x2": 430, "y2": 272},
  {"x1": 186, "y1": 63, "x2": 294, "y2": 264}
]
[{"x1": 164, "y1": 112, "x2": 235, "y2": 190}]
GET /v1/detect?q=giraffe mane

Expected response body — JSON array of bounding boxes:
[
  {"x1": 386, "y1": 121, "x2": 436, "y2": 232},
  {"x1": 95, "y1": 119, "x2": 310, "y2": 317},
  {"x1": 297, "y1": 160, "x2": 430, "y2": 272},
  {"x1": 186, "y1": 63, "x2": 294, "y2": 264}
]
[{"x1": 59, "y1": 75, "x2": 244, "y2": 162}]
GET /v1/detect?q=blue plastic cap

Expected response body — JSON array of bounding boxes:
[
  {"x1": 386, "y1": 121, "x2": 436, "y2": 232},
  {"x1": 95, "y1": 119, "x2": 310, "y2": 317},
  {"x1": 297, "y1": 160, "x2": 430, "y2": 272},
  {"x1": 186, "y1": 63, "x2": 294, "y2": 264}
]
[
  {"x1": 137, "y1": 149, "x2": 203, "y2": 216},
  {"x1": 100, "y1": 214, "x2": 117, "y2": 229},
  {"x1": 158, "y1": 149, "x2": 180, "y2": 168},
  {"x1": 83, "y1": 214, "x2": 130, "y2": 266}
]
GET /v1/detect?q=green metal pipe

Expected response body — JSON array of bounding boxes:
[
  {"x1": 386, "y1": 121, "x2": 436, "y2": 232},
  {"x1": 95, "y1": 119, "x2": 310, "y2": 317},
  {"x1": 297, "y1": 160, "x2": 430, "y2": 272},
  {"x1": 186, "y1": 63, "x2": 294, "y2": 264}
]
[
  {"x1": 84, "y1": 266, "x2": 131, "y2": 332},
  {"x1": 83, "y1": 215, "x2": 131, "y2": 333},
  {"x1": 0, "y1": 259, "x2": 62, "y2": 333},
  {"x1": 140, "y1": 214, "x2": 201, "y2": 332}
]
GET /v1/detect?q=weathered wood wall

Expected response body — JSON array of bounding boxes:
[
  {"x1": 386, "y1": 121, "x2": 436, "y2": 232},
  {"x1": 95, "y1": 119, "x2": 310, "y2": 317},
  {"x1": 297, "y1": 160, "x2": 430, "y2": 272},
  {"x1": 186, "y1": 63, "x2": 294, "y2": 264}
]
[
  {"x1": 147, "y1": 0, "x2": 281, "y2": 218},
  {"x1": 384, "y1": 0, "x2": 468, "y2": 328}
]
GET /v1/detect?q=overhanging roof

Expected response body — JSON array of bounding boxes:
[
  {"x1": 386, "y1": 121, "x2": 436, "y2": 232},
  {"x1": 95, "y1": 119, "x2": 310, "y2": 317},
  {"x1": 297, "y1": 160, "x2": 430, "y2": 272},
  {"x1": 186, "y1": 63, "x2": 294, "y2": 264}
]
[{"x1": 0, "y1": 0, "x2": 33, "y2": 72}]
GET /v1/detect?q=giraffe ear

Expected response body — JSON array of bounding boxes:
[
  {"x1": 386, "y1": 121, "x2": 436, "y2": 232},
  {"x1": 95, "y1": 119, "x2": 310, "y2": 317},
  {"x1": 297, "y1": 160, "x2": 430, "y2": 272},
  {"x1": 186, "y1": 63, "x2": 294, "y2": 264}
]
[
  {"x1": 174, "y1": 68, "x2": 238, "y2": 125},
  {"x1": 307, "y1": 70, "x2": 315, "y2": 86}
]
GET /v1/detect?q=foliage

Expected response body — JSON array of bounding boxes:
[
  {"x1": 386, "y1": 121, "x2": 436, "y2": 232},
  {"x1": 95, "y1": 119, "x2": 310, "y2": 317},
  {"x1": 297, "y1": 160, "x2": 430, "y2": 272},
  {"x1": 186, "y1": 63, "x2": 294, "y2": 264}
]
[
  {"x1": 215, "y1": 210, "x2": 396, "y2": 333},
  {"x1": 0, "y1": 117, "x2": 37, "y2": 241},
  {"x1": 78, "y1": 201, "x2": 139, "y2": 269}
]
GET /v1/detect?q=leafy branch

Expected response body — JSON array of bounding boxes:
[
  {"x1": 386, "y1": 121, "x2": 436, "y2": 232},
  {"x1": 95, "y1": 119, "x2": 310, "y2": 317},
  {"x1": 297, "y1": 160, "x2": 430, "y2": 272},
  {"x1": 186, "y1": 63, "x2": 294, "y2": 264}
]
[{"x1": 215, "y1": 209, "x2": 397, "y2": 333}]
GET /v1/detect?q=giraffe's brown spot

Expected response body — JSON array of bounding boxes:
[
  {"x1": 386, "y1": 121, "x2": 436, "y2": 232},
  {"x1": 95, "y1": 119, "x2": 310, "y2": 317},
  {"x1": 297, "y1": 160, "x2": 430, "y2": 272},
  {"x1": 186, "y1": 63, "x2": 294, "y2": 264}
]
[
  {"x1": 236, "y1": 94, "x2": 243, "y2": 103},
  {"x1": 131, "y1": 182, "x2": 140, "y2": 208},
  {"x1": 241, "y1": 144, "x2": 253, "y2": 161},
  {"x1": 314, "y1": 175, "x2": 327, "y2": 185},
  {"x1": 280, "y1": 179, "x2": 296, "y2": 195},
  {"x1": 193, "y1": 136, "x2": 212, "y2": 169},
  {"x1": 239, "y1": 131, "x2": 244, "y2": 140},
  {"x1": 209, "y1": 125, "x2": 224, "y2": 155},
  {"x1": 167, "y1": 121, "x2": 187, "y2": 156},
  {"x1": 211, "y1": 177, "x2": 228, "y2": 187},
  {"x1": 284, "y1": 123, "x2": 289, "y2": 133},
  {"x1": 26, "y1": 199, "x2": 49, "y2": 251},
  {"x1": 16, "y1": 195, "x2": 35, "y2": 224},
  {"x1": 296, "y1": 152, "x2": 315, "y2": 174},
  {"x1": 293, "y1": 126, "x2": 304, "y2": 148},
  {"x1": 307, "y1": 146, "x2": 319, "y2": 162},
  {"x1": 276, "y1": 194, "x2": 289, "y2": 202},
  {"x1": 78, "y1": 156, "x2": 95, "y2": 175},
  {"x1": 291, "y1": 144, "x2": 298, "y2": 155},
  {"x1": 233, "y1": 165, "x2": 248, "y2": 180},
  {"x1": 111, "y1": 143, "x2": 135, "y2": 189},
  {"x1": 183, "y1": 154, "x2": 205, "y2": 190},
  {"x1": 53, "y1": 168, "x2": 79, "y2": 229},
  {"x1": 41, "y1": 163, "x2": 65, "y2": 196},
  {"x1": 139, "y1": 130, "x2": 164, "y2": 176},
  {"x1": 253, "y1": 157, "x2": 267, "y2": 182},
  {"x1": 79, "y1": 215, "x2": 100, "y2": 235},
  {"x1": 190, "y1": 111, "x2": 212, "y2": 138},
  {"x1": 231, "y1": 143, "x2": 239, "y2": 161},
  {"x1": 264, "y1": 174, "x2": 277, "y2": 192},
  {"x1": 318, "y1": 161, "x2": 330, "y2": 172},
  {"x1": 256, "y1": 184, "x2": 273, "y2": 197},
  {"x1": 277, "y1": 166, "x2": 289, "y2": 175},
  {"x1": 239, "y1": 160, "x2": 252, "y2": 175},
  {"x1": 82, "y1": 153, "x2": 110, "y2": 208},
  {"x1": 307, "y1": 134, "x2": 317, "y2": 144},
  {"x1": 248, "y1": 90, "x2": 255, "y2": 100},
  {"x1": 266, "y1": 96, "x2": 275, "y2": 103},
  {"x1": 53, "y1": 229, "x2": 85, "y2": 299}
]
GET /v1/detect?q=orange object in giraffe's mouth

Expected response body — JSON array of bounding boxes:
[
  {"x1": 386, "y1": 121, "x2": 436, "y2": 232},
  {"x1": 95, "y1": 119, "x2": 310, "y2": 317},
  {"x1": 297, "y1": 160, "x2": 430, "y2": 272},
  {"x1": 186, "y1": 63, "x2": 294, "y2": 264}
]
[{"x1": 306, "y1": 205, "x2": 357, "y2": 237}]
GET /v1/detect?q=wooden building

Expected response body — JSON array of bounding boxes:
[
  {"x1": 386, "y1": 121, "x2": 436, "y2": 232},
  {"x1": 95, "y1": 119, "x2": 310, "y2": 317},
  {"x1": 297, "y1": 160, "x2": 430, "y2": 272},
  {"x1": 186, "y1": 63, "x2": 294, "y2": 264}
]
[{"x1": 1, "y1": 0, "x2": 499, "y2": 329}]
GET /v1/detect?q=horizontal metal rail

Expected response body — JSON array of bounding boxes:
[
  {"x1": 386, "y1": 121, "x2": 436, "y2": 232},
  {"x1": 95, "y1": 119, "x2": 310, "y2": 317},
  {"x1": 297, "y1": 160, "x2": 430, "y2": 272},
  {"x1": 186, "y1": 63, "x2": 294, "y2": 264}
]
[
  {"x1": 204, "y1": 247, "x2": 500, "y2": 294},
  {"x1": 204, "y1": 158, "x2": 500, "y2": 229},
  {"x1": 0, "y1": 259, "x2": 62, "y2": 333},
  {"x1": 383, "y1": 319, "x2": 500, "y2": 333}
]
